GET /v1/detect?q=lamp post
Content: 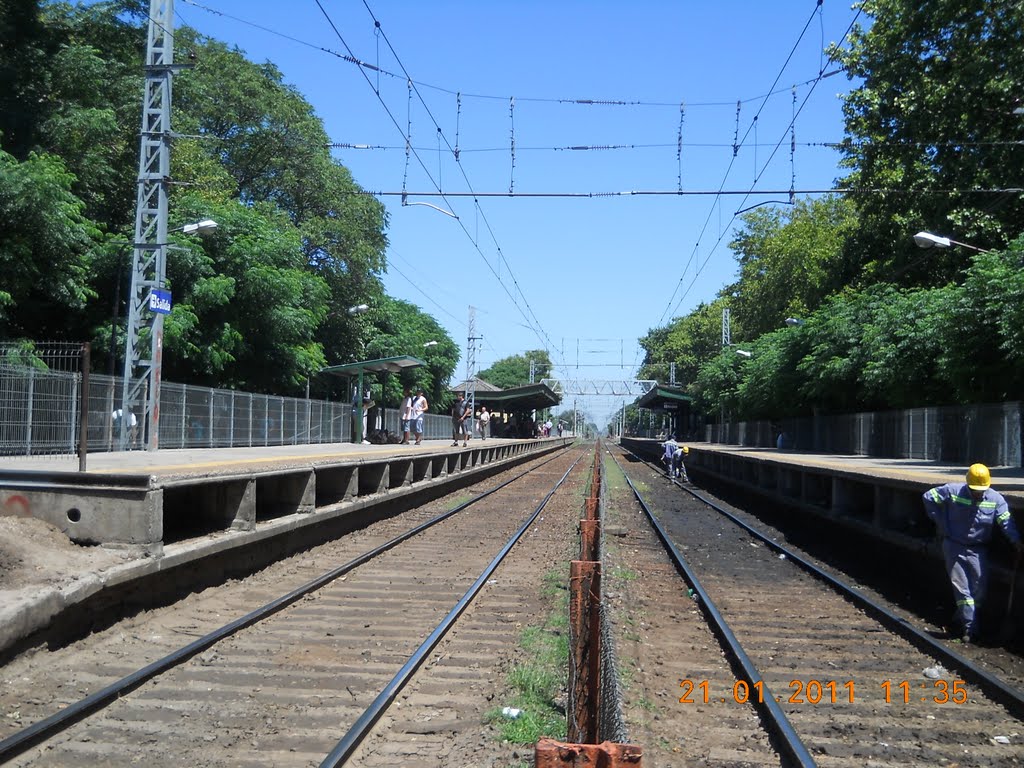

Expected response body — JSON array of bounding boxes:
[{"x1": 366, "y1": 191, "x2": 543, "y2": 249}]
[
  {"x1": 785, "y1": 317, "x2": 804, "y2": 327},
  {"x1": 734, "y1": 349, "x2": 752, "y2": 358},
  {"x1": 913, "y1": 231, "x2": 991, "y2": 254}
]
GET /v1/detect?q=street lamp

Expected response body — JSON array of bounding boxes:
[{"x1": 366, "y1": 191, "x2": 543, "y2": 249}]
[
  {"x1": 913, "y1": 231, "x2": 991, "y2": 253},
  {"x1": 348, "y1": 304, "x2": 370, "y2": 315},
  {"x1": 734, "y1": 349, "x2": 752, "y2": 358},
  {"x1": 423, "y1": 341, "x2": 438, "y2": 348},
  {"x1": 785, "y1": 317, "x2": 804, "y2": 327},
  {"x1": 176, "y1": 219, "x2": 218, "y2": 235}
]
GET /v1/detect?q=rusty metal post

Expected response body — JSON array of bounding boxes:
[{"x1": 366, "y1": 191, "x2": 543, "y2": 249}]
[
  {"x1": 535, "y1": 738, "x2": 643, "y2": 767},
  {"x1": 580, "y1": 519, "x2": 600, "y2": 562},
  {"x1": 568, "y1": 560, "x2": 601, "y2": 743}
]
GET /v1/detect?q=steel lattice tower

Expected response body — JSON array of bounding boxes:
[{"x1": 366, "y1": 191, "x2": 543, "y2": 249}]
[
  {"x1": 466, "y1": 307, "x2": 482, "y2": 423},
  {"x1": 120, "y1": 0, "x2": 175, "y2": 450}
]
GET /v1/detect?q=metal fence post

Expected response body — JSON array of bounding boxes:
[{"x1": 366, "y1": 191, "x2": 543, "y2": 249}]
[
  {"x1": 25, "y1": 367, "x2": 34, "y2": 456},
  {"x1": 78, "y1": 343, "x2": 90, "y2": 471},
  {"x1": 229, "y1": 390, "x2": 235, "y2": 447}
]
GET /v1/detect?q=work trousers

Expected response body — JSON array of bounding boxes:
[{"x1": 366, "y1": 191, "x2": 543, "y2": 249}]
[{"x1": 942, "y1": 539, "x2": 986, "y2": 635}]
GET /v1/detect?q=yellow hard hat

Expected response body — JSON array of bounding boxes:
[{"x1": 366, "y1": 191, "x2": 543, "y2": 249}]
[
  {"x1": 683, "y1": 445, "x2": 689, "y2": 454},
  {"x1": 966, "y1": 463, "x2": 991, "y2": 491}
]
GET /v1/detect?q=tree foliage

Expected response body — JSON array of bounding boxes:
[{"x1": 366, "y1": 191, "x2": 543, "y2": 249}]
[
  {"x1": 478, "y1": 350, "x2": 553, "y2": 390},
  {"x1": 0, "y1": 3, "x2": 459, "y2": 399},
  {"x1": 726, "y1": 196, "x2": 858, "y2": 338},
  {"x1": 834, "y1": 0, "x2": 1024, "y2": 284}
]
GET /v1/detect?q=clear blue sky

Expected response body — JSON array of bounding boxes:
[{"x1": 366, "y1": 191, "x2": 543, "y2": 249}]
[{"x1": 174, "y1": 0, "x2": 865, "y2": 427}]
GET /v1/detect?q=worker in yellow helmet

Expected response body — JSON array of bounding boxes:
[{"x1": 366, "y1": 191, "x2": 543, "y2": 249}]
[{"x1": 922, "y1": 464, "x2": 1023, "y2": 644}]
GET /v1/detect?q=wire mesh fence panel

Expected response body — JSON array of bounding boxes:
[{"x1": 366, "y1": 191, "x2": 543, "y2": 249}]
[
  {"x1": 232, "y1": 392, "x2": 252, "y2": 447},
  {"x1": 211, "y1": 389, "x2": 234, "y2": 448},
  {"x1": 252, "y1": 397, "x2": 270, "y2": 444},
  {"x1": 0, "y1": 343, "x2": 86, "y2": 458}
]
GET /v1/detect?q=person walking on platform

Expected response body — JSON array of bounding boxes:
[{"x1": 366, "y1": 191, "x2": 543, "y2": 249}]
[
  {"x1": 922, "y1": 463, "x2": 1024, "y2": 643},
  {"x1": 451, "y1": 393, "x2": 470, "y2": 447},
  {"x1": 661, "y1": 435, "x2": 678, "y2": 476}
]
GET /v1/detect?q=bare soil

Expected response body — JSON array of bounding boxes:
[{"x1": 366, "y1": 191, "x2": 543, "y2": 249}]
[{"x1": 0, "y1": 516, "x2": 134, "y2": 598}]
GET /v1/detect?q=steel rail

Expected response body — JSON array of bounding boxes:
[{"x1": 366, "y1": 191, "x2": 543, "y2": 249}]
[
  {"x1": 0, "y1": 448, "x2": 570, "y2": 764},
  {"x1": 618, "y1": 443, "x2": 1024, "y2": 720},
  {"x1": 606, "y1": 449, "x2": 818, "y2": 768},
  {"x1": 321, "y1": 448, "x2": 588, "y2": 767}
]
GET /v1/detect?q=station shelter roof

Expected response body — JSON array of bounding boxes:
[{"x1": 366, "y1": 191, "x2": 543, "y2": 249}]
[
  {"x1": 636, "y1": 384, "x2": 693, "y2": 413},
  {"x1": 320, "y1": 355, "x2": 426, "y2": 378},
  {"x1": 450, "y1": 380, "x2": 561, "y2": 412}
]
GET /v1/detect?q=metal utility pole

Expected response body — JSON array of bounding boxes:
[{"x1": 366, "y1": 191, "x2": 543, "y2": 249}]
[
  {"x1": 120, "y1": 0, "x2": 175, "y2": 451},
  {"x1": 466, "y1": 307, "x2": 483, "y2": 428},
  {"x1": 670, "y1": 361, "x2": 676, "y2": 386},
  {"x1": 722, "y1": 307, "x2": 731, "y2": 348}
]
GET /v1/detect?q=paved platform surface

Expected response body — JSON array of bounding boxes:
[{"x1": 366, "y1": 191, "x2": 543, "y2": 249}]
[
  {"x1": 0, "y1": 437, "x2": 521, "y2": 480},
  {"x1": 634, "y1": 440, "x2": 1024, "y2": 497}
]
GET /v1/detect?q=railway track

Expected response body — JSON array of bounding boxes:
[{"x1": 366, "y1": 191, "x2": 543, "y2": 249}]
[
  {"x1": 606, "y1": 443, "x2": 1024, "y2": 767},
  {"x1": 0, "y1": 445, "x2": 586, "y2": 767}
]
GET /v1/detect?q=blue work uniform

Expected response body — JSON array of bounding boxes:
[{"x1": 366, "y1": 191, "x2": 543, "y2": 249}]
[
  {"x1": 922, "y1": 482, "x2": 1021, "y2": 638},
  {"x1": 662, "y1": 439, "x2": 678, "y2": 473}
]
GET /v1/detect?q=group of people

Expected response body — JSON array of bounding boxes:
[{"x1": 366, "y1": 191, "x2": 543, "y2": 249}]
[
  {"x1": 397, "y1": 387, "x2": 430, "y2": 445},
  {"x1": 660, "y1": 435, "x2": 689, "y2": 481}
]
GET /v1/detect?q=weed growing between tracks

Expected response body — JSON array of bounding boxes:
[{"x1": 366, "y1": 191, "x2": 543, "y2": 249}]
[{"x1": 487, "y1": 565, "x2": 570, "y2": 745}]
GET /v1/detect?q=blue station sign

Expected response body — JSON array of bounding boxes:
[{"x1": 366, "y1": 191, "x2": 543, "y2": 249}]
[{"x1": 149, "y1": 288, "x2": 172, "y2": 315}]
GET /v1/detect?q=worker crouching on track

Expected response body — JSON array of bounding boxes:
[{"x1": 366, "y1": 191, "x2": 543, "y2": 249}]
[
  {"x1": 922, "y1": 463, "x2": 1024, "y2": 644},
  {"x1": 673, "y1": 444, "x2": 689, "y2": 482}
]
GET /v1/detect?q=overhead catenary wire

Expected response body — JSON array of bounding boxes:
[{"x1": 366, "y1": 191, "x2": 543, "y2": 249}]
[
  {"x1": 653, "y1": 0, "x2": 831, "y2": 333},
  {"x1": 351, "y1": 0, "x2": 567, "y2": 373},
  {"x1": 663, "y1": 3, "x2": 865, "y2": 325}
]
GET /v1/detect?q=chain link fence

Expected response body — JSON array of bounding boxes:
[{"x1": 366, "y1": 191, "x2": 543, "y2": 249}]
[
  {"x1": 702, "y1": 402, "x2": 1022, "y2": 467},
  {"x1": 2, "y1": 352, "x2": 455, "y2": 458}
]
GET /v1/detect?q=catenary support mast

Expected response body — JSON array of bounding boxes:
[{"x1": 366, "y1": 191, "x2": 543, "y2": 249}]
[{"x1": 120, "y1": 0, "x2": 174, "y2": 450}]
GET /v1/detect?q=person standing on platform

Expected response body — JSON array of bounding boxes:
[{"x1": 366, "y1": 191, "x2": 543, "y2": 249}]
[
  {"x1": 922, "y1": 463, "x2": 1024, "y2": 643},
  {"x1": 399, "y1": 387, "x2": 414, "y2": 444},
  {"x1": 411, "y1": 389, "x2": 428, "y2": 445},
  {"x1": 451, "y1": 393, "x2": 470, "y2": 447},
  {"x1": 478, "y1": 406, "x2": 490, "y2": 440}
]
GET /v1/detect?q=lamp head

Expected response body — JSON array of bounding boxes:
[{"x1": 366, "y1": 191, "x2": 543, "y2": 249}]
[{"x1": 913, "y1": 231, "x2": 951, "y2": 249}]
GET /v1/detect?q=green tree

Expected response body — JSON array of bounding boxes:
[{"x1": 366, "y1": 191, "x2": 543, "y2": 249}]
[
  {"x1": 160, "y1": 195, "x2": 330, "y2": 393},
  {"x1": 349, "y1": 296, "x2": 459, "y2": 409},
  {"x1": 638, "y1": 299, "x2": 731, "y2": 389},
  {"x1": 939, "y1": 240, "x2": 1024, "y2": 402},
  {"x1": 0, "y1": 149, "x2": 98, "y2": 337},
  {"x1": 835, "y1": 0, "x2": 1024, "y2": 284},
  {"x1": 478, "y1": 350, "x2": 553, "y2": 389},
  {"x1": 726, "y1": 196, "x2": 858, "y2": 338}
]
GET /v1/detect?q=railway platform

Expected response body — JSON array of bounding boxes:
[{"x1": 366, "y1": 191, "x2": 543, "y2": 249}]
[
  {"x1": 0, "y1": 437, "x2": 569, "y2": 657},
  {"x1": 621, "y1": 436, "x2": 1024, "y2": 566}
]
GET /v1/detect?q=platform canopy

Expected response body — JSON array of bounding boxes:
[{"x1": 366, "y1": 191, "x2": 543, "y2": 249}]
[
  {"x1": 320, "y1": 356, "x2": 426, "y2": 443},
  {"x1": 320, "y1": 355, "x2": 426, "y2": 377},
  {"x1": 451, "y1": 381, "x2": 561, "y2": 412},
  {"x1": 636, "y1": 384, "x2": 693, "y2": 411}
]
